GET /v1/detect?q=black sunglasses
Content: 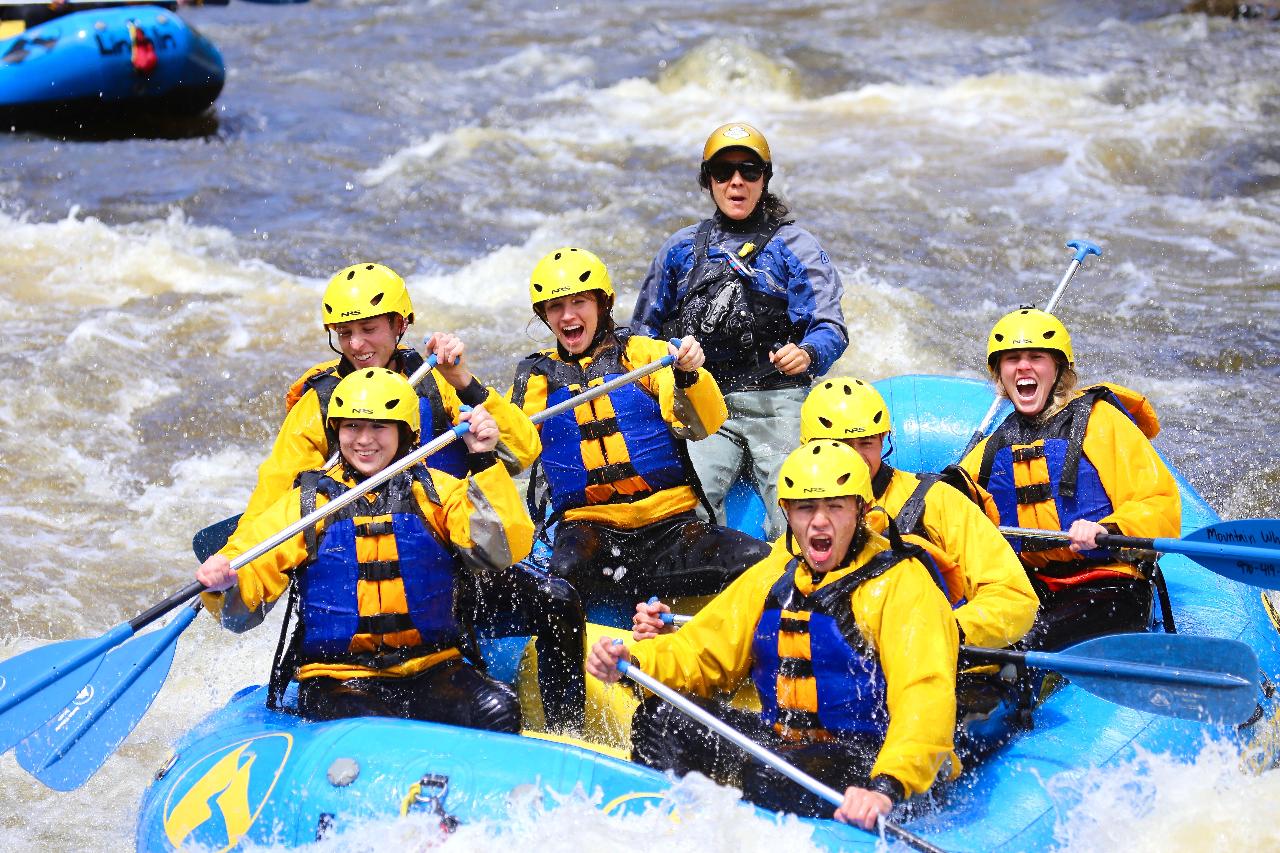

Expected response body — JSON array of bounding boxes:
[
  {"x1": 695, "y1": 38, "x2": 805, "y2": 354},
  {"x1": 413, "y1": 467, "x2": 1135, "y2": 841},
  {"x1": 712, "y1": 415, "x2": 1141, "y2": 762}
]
[{"x1": 705, "y1": 160, "x2": 767, "y2": 183}]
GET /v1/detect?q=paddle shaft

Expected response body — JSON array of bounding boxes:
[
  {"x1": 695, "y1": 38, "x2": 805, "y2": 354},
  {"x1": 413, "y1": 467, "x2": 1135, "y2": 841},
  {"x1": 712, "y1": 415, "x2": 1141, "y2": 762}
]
[
  {"x1": 617, "y1": 660, "x2": 945, "y2": 853},
  {"x1": 1043, "y1": 248, "x2": 1091, "y2": 317},
  {"x1": 157, "y1": 353, "x2": 679, "y2": 626},
  {"x1": 1000, "y1": 525, "x2": 1280, "y2": 575},
  {"x1": 959, "y1": 239, "x2": 1101, "y2": 458},
  {"x1": 960, "y1": 644, "x2": 1250, "y2": 690}
]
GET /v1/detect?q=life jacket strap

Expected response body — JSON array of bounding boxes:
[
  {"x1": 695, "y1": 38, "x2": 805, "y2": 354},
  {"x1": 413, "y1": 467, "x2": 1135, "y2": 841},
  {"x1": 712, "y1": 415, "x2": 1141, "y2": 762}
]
[
  {"x1": 358, "y1": 560, "x2": 402, "y2": 582},
  {"x1": 585, "y1": 461, "x2": 642, "y2": 487},
  {"x1": 298, "y1": 470, "x2": 325, "y2": 559},
  {"x1": 778, "y1": 616, "x2": 810, "y2": 634},
  {"x1": 778, "y1": 657, "x2": 815, "y2": 678},
  {"x1": 355, "y1": 520, "x2": 395, "y2": 537},
  {"x1": 318, "y1": 640, "x2": 457, "y2": 671},
  {"x1": 577, "y1": 417, "x2": 620, "y2": 441},
  {"x1": 357, "y1": 612, "x2": 417, "y2": 635},
  {"x1": 1015, "y1": 483, "x2": 1054, "y2": 504},
  {"x1": 893, "y1": 469, "x2": 939, "y2": 537},
  {"x1": 1011, "y1": 445, "x2": 1045, "y2": 463},
  {"x1": 1059, "y1": 392, "x2": 1098, "y2": 498},
  {"x1": 776, "y1": 708, "x2": 824, "y2": 733}
]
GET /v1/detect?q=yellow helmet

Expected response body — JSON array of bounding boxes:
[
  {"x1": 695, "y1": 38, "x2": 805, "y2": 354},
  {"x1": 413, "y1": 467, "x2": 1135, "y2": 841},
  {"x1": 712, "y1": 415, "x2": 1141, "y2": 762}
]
[
  {"x1": 327, "y1": 367, "x2": 421, "y2": 443},
  {"x1": 799, "y1": 377, "x2": 891, "y2": 442},
  {"x1": 528, "y1": 247, "x2": 615, "y2": 309},
  {"x1": 986, "y1": 307, "x2": 1074, "y2": 371},
  {"x1": 702, "y1": 122, "x2": 772, "y2": 164},
  {"x1": 777, "y1": 440, "x2": 874, "y2": 504},
  {"x1": 322, "y1": 263, "x2": 415, "y2": 329}
]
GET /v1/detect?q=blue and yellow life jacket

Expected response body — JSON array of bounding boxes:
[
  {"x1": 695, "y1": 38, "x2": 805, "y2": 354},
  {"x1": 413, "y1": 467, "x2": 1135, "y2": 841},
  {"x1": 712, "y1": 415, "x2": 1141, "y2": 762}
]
[
  {"x1": 299, "y1": 349, "x2": 467, "y2": 479},
  {"x1": 977, "y1": 387, "x2": 1137, "y2": 574},
  {"x1": 750, "y1": 547, "x2": 934, "y2": 741},
  {"x1": 659, "y1": 216, "x2": 802, "y2": 392},
  {"x1": 513, "y1": 332, "x2": 691, "y2": 515},
  {"x1": 295, "y1": 467, "x2": 461, "y2": 669}
]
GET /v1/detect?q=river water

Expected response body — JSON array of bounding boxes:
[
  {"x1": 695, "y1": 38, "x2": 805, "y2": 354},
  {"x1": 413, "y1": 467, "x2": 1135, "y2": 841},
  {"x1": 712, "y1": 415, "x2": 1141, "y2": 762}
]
[{"x1": 2, "y1": 0, "x2": 1279, "y2": 849}]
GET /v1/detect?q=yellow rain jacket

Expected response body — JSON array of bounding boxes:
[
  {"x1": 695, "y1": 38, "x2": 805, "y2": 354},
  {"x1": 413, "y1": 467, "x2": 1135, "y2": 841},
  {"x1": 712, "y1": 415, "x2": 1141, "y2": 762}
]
[
  {"x1": 628, "y1": 534, "x2": 961, "y2": 799},
  {"x1": 960, "y1": 387, "x2": 1181, "y2": 586},
  {"x1": 203, "y1": 458, "x2": 533, "y2": 682},
  {"x1": 869, "y1": 467, "x2": 1038, "y2": 649},
  {"x1": 510, "y1": 332, "x2": 727, "y2": 529},
  {"x1": 220, "y1": 347, "x2": 540, "y2": 558}
]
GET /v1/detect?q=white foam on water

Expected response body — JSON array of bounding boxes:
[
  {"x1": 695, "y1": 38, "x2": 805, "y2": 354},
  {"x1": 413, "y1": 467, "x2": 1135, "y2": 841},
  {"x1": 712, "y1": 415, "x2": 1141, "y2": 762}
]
[
  {"x1": 284, "y1": 773, "x2": 827, "y2": 853},
  {"x1": 116, "y1": 447, "x2": 260, "y2": 558},
  {"x1": 1048, "y1": 738, "x2": 1280, "y2": 852},
  {"x1": 828, "y1": 270, "x2": 952, "y2": 381},
  {"x1": 0, "y1": 208, "x2": 289, "y2": 313},
  {"x1": 457, "y1": 44, "x2": 596, "y2": 87}
]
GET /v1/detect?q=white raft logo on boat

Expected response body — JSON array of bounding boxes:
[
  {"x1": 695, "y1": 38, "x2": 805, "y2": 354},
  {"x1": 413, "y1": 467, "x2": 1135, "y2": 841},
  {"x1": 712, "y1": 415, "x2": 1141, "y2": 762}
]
[{"x1": 162, "y1": 733, "x2": 293, "y2": 852}]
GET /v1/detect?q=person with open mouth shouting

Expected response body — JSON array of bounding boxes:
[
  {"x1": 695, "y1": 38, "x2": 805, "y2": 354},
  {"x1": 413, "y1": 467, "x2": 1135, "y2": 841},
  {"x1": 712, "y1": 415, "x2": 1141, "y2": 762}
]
[
  {"x1": 588, "y1": 440, "x2": 960, "y2": 830},
  {"x1": 798, "y1": 377, "x2": 1038, "y2": 653},
  {"x1": 510, "y1": 247, "x2": 773, "y2": 732},
  {"x1": 959, "y1": 307, "x2": 1181, "y2": 650}
]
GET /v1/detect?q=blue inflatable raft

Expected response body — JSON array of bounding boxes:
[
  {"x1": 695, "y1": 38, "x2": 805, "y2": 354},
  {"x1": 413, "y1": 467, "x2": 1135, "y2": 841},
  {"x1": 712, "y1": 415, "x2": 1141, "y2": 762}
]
[
  {"x1": 134, "y1": 375, "x2": 1280, "y2": 852},
  {"x1": 0, "y1": 5, "x2": 223, "y2": 128}
]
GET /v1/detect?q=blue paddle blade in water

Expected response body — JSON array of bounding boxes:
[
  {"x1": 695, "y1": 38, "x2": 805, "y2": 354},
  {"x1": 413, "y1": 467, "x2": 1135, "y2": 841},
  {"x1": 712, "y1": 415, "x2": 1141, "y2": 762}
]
[
  {"x1": 15, "y1": 607, "x2": 197, "y2": 791},
  {"x1": 193, "y1": 513, "x2": 242, "y2": 563},
  {"x1": 1180, "y1": 519, "x2": 1280, "y2": 587},
  {"x1": 1040, "y1": 633, "x2": 1260, "y2": 725},
  {"x1": 0, "y1": 624, "x2": 134, "y2": 754}
]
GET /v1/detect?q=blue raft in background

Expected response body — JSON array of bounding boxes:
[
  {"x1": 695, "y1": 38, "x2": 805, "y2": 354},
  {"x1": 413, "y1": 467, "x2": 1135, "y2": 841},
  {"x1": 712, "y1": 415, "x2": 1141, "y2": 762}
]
[
  {"x1": 134, "y1": 375, "x2": 1280, "y2": 852},
  {"x1": 0, "y1": 5, "x2": 223, "y2": 127}
]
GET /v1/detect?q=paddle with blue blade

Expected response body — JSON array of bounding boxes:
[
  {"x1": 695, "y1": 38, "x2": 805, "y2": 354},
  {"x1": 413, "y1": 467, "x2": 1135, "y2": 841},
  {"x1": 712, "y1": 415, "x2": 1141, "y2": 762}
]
[
  {"x1": 658, "y1": 606, "x2": 1259, "y2": 724},
  {"x1": 0, "y1": 415, "x2": 476, "y2": 758},
  {"x1": 193, "y1": 513, "x2": 241, "y2": 563},
  {"x1": 0, "y1": 587, "x2": 191, "y2": 755},
  {"x1": 15, "y1": 603, "x2": 201, "y2": 790},
  {"x1": 0, "y1": 349, "x2": 681, "y2": 785},
  {"x1": 1000, "y1": 519, "x2": 1280, "y2": 588},
  {"x1": 961, "y1": 633, "x2": 1259, "y2": 724},
  {"x1": 615, "y1": 652, "x2": 947, "y2": 853}
]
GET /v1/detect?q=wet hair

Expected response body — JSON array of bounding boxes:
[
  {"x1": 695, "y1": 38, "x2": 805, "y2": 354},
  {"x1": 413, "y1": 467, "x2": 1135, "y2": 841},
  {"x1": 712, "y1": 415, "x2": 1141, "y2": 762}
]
[{"x1": 394, "y1": 423, "x2": 417, "y2": 458}]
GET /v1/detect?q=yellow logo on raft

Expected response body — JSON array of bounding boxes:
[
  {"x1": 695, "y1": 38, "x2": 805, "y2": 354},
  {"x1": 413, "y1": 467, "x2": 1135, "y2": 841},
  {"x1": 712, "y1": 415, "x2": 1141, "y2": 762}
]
[
  {"x1": 161, "y1": 733, "x2": 293, "y2": 851},
  {"x1": 602, "y1": 790, "x2": 678, "y2": 820}
]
